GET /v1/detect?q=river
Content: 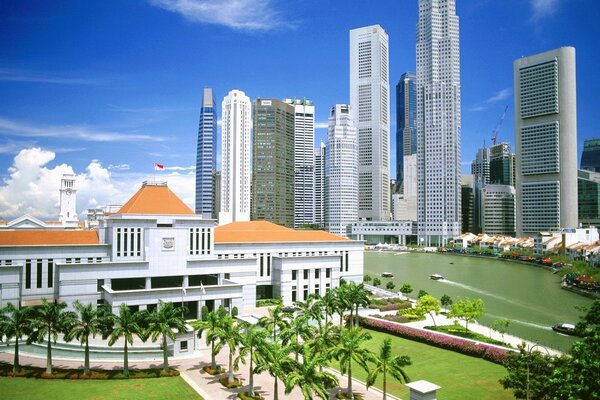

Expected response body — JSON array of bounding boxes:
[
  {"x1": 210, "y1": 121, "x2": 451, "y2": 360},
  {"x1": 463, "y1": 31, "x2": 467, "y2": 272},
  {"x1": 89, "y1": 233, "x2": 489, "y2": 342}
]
[{"x1": 364, "y1": 251, "x2": 594, "y2": 351}]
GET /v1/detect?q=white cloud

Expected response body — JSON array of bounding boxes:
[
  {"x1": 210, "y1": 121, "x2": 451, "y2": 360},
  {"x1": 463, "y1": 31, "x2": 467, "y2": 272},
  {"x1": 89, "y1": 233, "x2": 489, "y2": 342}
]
[
  {"x1": 531, "y1": 0, "x2": 560, "y2": 21},
  {"x1": 315, "y1": 121, "x2": 328, "y2": 129},
  {"x1": 486, "y1": 88, "x2": 511, "y2": 103},
  {"x1": 163, "y1": 165, "x2": 196, "y2": 171},
  {"x1": 108, "y1": 164, "x2": 131, "y2": 171},
  {"x1": 469, "y1": 106, "x2": 486, "y2": 112},
  {"x1": 0, "y1": 116, "x2": 166, "y2": 142},
  {"x1": 149, "y1": 0, "x2": 290, "y2": 31},
  {"x1": 0, "y1": 148, "x2": 196, "y2": 220},
  {"x1": 0, "y1": 68, "x2": 98, "y2": 85}
]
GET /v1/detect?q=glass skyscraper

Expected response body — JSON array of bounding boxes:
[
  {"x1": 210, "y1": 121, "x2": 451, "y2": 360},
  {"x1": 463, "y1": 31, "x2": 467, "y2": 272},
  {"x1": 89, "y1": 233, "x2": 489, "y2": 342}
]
[
  {"x1": 195, "y1": 88, "x2": 217, "y2": 219},
  {"x1": 396, "y1": 72, "x2": 416, "y2": 193},
  {"x1": 581, "y1": 139, "x2": 600, "y2": 172}
]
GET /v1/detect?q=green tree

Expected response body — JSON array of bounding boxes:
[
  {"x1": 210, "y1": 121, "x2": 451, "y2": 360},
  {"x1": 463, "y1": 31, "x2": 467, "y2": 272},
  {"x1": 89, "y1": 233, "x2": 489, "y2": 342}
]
[
  {"x1": 367, "y1": 338, "x2": 411, "y2": 400},
  {"x1": 142, "y1": 300, "x2": 187, "y2": 372},
  {"x1": 259, "y1": 304, "x2": 289, "y2": 342},
  {"x1": 107, "y1": 303, "x2": 145, "y2": 378},
  {"x1": 399, "y1": 283, "x2": 413, "y2": 298},
  {"x1": 64, "y1": 301, "x2": 110, "y2": 376},
  {"x1": 285, "y1": 347, "x2": 338, "y2": 400},
  {"x1": 235, "y1": 322, "x2": 268, "y2": 397},
  {"x1": 214, "y1": 312, "x2": 241, "y2": 385},
  {"x1": 372, "y1": 277, "x2": 382, "y2": 288},
  {"x1": 329, "y1": 327, "x2": 374, "y2": 400},
  {"x1": 0, "y1": 303, "x2": 34, "y2": 373},
  {"x1": 363, "y1": 274, "x2": 372, "y2": 283},
  {"x1": 191, "y1": 306, "x2": 226, "y2": 371},
  {"x1": 256, "y1": 341, "x2": 295, "y2": 400},
  {"x1": 29, "y1": 299, "x2": 76, "y2": 374},
  {"x1": 386, "y1": 281, "x2": 396, "y2": 291},
  {"x1": 295, "y1": 293, "x2": 323, "y2": 334},
  {"x1": 281, "y1": 313, "x2": 316, "y2": 362},
  {"x1": 417, "y1": 289, "x2": 428, "y2": 299},
  {"x1": 492, "y1": 319, "x2": 511, "y2": 343},
  {"x1": 449, "y1": 297, "x2": 485, "y2": 333},
  {"x1": 346, "y1": 282, "x2": 370, "y2": 328},
  {"x1": 321, "y1": 289, "x2": 338, "y2": 327},
  {"x1": 415, "y1": 294, "x2": 441, "y2": 327},
  {"x1": 440, "y1": 294, "x2": 453, "y2": 311}
]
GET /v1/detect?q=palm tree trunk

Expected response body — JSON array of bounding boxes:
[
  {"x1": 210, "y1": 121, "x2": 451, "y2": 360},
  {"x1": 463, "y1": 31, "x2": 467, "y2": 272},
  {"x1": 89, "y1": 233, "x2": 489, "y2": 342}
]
[
  {"x1": 84, "y1": 336, "x2": 90, "y2": 376},
  {"x1": 274, "y1": 377, "x2": 279, "y2": 400},
  {"x1": 13, "y1": 338, "x2": 19, "y2": 374},
  {"x1": 248, "y1": 353, "x2": 254, "y2": 397},
  {"x1": 124, "y1": 340, "x2": 129, "y2": 377},
  {"x1": 46, "y1": 331, "x2": 52, "y2": 374},
  {"x1": 228, "y1": 350, "x2": 234, "y2": 384},
  {"x1": 347, "y1": 363, "x2": 353, "y2": 399},
  {"x1": 162, "y1": 334, "x2": 169, "y2": 371},
  {"x1": 210, "y1": 339, "x2": 217, "y2": 370},
  {"x1": 430, "y1": 312, "x2": 437, "y2": 328},
  {"x1": 383, "y1": 373, "x2": 387, "y2": 400}
]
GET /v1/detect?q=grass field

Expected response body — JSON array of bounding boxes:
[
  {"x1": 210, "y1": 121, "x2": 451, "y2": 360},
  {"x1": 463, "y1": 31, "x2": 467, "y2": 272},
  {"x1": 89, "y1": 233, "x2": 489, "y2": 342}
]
[
  {"x1": 339, "y1": 329, "x2": 513, "y2": 400},
  {"x1": 0, "y1": 376, "x2": 203, "y2": 400}
]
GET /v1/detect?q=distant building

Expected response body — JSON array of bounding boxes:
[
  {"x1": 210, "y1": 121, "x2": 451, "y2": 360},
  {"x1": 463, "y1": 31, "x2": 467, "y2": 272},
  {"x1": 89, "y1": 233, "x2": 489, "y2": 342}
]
[
  {"x1": 195, "y1": 88, "x2": 218, "y2": 219},
  {"x1": 392, "y1": 154, "x2": 417, "y2": 221},
  {"x1": 220, "y1": 90, "x2": 252, "y2": 225},
  {"x1": 251, "y1": 99, "x2": 295, "y2": 227},
  {"x1": 461, "y1": 174, "x2": 474, "y2": 233},
  {"x1": 471, "y1": 147, "x2": 490, "y2": 234},
  {"x1": 581, "y1": 139, "x2": 600, "y2": 172},
  {"x1": 314, "y1": 142, "x2": 326, "y2": 229},
  {"x1": 578, "y1": 169, "x2": 600, "y2": 227},
  {"x1": 514, "y1": 47, "x2": 578, "y2": 235},
  {"x1": 396, "y1": 72, "x2": 416, "y2": 193},
  {"x1": 348, "y1": 220, "x2": 415, "y2": 245},
  {"x1": 489, "y1": 142, "x2": 515, "y2": 186},
  {"x1": 481, "y1": 184, "x2": 516, "y2": 236}
]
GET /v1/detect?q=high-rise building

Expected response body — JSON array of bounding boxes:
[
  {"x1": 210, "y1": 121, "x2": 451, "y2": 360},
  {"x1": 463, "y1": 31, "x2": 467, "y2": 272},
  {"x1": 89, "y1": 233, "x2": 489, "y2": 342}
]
[
  {"x1": 578, "y1": 169, "x2": 600, "y2": 227},
  {"x1": 489, "y1": 142, "x2": 515, "y2": 186},
  {"x1": 471, "y1": 147, "x2": 490, "y2": 234},
  {"x1": 396, "y1": 72, "x2": 417, "y2": 193},
  {"x1": 481, "y1": 184, "x2": 516, "y2": 236},
  {"x1": 580, "y1": 139, "x2": 600, "y2": 172},
  {"x1": 284, "y1": 98, "x2": 315, "y2": 228},
  {"x1": 461, "y1": 174, "x2": 474, "y2": 233},
  {"x1": 220, "y1": 89, "x2": 252, "y2": 225},
  {"x1": 392, "y1": 154, "x2": 417, "y2": 221},
  {"x1": 416, "y1": 0, "x2": 462, "y2": 246},
  {"x1": 514, "y1": 47, "x2": 578, "y2": 235},
  {"x1": 314, "y1": 142, "x2": 326, "y2": 229},
  {"x1": 195, "y1": 88, "x2": 218, "y2": 219},
  {"x1": 350, "y1": 25, "x2": 390, "y2": 221},
  {"x1": 325, "y1": 105, "x2": 358, "y2": 237},
  {"x1": 251, "y1": 99, "x2": 295, "y2": 227}
]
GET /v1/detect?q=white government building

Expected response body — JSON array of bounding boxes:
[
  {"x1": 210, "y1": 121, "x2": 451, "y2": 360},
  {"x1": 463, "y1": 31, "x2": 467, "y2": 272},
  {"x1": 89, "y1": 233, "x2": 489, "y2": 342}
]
[{"x1": 0, "y1": 180, "x2": 364, "y2": 318}]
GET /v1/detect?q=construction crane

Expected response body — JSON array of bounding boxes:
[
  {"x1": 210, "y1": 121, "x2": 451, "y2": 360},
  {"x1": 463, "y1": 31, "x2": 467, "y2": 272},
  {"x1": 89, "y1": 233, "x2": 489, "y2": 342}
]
[{"x1": 491, "y1": 105, "x2": 509, "y2": 146}]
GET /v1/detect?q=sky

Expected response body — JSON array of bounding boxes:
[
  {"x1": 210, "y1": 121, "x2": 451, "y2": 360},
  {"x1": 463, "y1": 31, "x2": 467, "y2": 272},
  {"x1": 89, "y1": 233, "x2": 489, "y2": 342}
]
[{"x1": 0, "y1": 0, "x2": 598, "y2": 220}]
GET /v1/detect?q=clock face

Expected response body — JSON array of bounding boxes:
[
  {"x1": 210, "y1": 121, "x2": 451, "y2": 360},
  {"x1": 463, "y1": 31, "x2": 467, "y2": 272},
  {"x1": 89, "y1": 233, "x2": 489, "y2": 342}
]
[{"x1": 65, "y1": 188, "x2": 73, "y2": 195}]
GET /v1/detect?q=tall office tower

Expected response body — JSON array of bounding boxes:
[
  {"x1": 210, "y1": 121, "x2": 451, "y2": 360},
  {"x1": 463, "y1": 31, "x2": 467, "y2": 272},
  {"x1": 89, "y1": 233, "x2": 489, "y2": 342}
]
[
  {"x1": 251, "y1": 99, "x2": 295, "y2": 227},
  {"x1": 578, "y1": 169, "x2": 600, "y2": 226},
  {"x1": 195, "y1": 88, "x2": 218, "y2": 219},
  {"x1": 284, "y1": 98, "x2": 316, "y2": 228},
  {"x1": 393, "y1": 154, "x2": 418, "y2": 221},
  {"x1": 350, "y1": 25, "x2": 390, "y2": 221},
  {"x1": 416, "y1": 0, "x2": 462, "y2": 246},
  {"x1": 396, "y1": 72, "x2": 417, "y2": 193},
  {"x1": 213, "y1": 171, "x2": 221, "y2": 219},
  {"x1": 461, "y1": 174, "x2": 474, "y2": 233},
  {"x1": 219, "y1": 89, "x2": 252, "y2": 225},
  {"x1": 314, "y1": 142, "x2": 326, "y2": 228},
  {"x1": 490, "y1": 142, "x2": 515, "y2": 186},
  {"x1": 471, "y1": 147, "x2": 489, "y2": 234},
  {"x1": 580, "y1": 139, "x2": 600, "y2": 172},
  {"x1": 325, "y1": 105, "x2": 358, "y2": 237},
  {"x1": 481, "y1": 184, "x2": 516, "y2": 236},
  {"x1": 514, "y1": 47, "x2": 578, "y2": 236}
]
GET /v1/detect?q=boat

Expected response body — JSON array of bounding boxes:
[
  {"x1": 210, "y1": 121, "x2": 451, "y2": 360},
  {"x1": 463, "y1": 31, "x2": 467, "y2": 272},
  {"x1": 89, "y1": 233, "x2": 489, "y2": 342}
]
[
  {"x1": 552, "y1": 323, "x2": 579, "y2": 336},
  {"x1": 430, "y1": 274, "x2": 444, "y2": 280},
  {"x1": 381, "y1": 272, "x2": 394, "y2": 278}
]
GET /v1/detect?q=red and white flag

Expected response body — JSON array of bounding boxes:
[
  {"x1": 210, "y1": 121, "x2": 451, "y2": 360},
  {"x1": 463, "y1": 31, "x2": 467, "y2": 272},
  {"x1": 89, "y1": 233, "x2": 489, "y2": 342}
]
[{"x1": 154, "y1": 163, "x2": 165, "y2": 171}]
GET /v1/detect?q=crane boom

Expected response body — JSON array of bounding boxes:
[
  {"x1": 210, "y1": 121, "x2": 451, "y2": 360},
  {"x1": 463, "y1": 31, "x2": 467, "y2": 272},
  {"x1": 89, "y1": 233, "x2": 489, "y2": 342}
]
[{"x1": 491, "y1": 105, "x2": 509, "y2": 146}]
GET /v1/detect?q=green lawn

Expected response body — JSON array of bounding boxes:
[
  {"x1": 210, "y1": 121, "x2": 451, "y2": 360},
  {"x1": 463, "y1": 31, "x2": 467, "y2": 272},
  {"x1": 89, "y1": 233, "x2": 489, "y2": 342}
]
[
  {"x1": 338, "y1": 329, "x2": 513, "y2": 400},
  {"x1": 0, "y1": 376, "x2": 203, "y2": 400}
]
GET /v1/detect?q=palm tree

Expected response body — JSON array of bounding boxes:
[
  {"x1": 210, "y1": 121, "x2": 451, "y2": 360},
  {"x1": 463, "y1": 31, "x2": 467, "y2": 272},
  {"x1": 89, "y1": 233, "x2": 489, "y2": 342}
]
[
  {"x1": 284, "y1": 347, "x2": 338, "y2": 400},
  {"x1": 306, "y1": 321, "x2": 339, "y2": 372},
  {"x1": 214, "y1": 312, "x2": 241, "y2": 385},
  {"x1": 367, "y1": 338, "x2": 411, "y2": 400},
  {"x1": 255, "y1": 341, "x2": 295, "y2": 400},
  {"x1": 321, "y1": 289, "x2": 337, "y2": 326},
  {"x1": 107, "y1": 303, "x2": 145, "y2": 377},
  {"x1": 328, "y1": 327, "x2": 375, "y2": 400},
  {"x1": 333, "y1": 285, "x2": 351, "y2": 326},
  {"x1": 142, "y1": 300, "x2": 187, "y2": 372},
  {"x1": 64, "y1": 301, "x2": 110, "y2": 376},
  {"x1": 346, "y1": 282, "x2": 370, "y2": 328},
  {"x1": 281, "y1": 314, "x2": 316, "y2": 362},
  {"x1": 235, "y1": 322, "x2": 268, "y2": 397},
  {"x1": 259, "y1": 304, "x2": 289, "y2": 342},
  {"x1": 0, "y1": 303, "x2": 34, "y2": 373},
  {"x1": 191, "y1": 306, "x2": 226, "y2": 371},
  {"x1": 295, "y1": 293, "x2": 323, "y2": 333},
  {"x1": 29, "y1": 299, "x2": 76, "y2": 374}
]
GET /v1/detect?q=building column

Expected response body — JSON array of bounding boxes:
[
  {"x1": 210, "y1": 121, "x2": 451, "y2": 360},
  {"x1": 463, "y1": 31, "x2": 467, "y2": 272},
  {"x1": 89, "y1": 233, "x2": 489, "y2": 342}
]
[
  {"x1": 139, "y1": 304, "x2": 147, "y2": 311},
  {"x1": 182, "y1": 275, "x2": 189, "y2": 288},
  {"x1": 145, "y1": 277, "x2": 151, "y2": 290}
]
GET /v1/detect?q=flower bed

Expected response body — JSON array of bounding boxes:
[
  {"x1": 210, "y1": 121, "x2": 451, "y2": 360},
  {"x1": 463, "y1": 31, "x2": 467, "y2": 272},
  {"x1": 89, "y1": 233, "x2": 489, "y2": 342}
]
[
  {"x1": 0, "y1": 362, "x2": 179, "y2": 379},
  {"x1": 358, "y1": 316, "x2": 509, "y2": 365}
]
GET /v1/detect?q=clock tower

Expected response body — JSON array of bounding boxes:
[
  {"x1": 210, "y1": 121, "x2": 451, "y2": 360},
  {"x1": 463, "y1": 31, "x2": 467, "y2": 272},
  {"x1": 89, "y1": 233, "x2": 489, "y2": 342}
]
[{"x1": 59, "y1": 174, "x2": 78, "y2": 224}]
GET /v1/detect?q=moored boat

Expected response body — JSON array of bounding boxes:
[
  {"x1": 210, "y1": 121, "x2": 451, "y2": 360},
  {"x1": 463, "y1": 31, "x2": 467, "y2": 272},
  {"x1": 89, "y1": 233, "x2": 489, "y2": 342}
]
[
  {"x1": 430, "y1": 274, "x2": 444, "y2": 280},
  {"x1": 381, "y1": 272, "x2": 394, "y2": 278},
  {"x1": 552, "y1": 323, "x2": 579, "y2": 336}
]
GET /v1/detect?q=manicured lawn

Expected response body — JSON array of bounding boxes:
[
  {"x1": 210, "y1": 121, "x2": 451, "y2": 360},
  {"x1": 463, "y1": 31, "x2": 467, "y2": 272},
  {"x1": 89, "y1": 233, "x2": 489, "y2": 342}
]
[
  {"x1": 0, "y1": 376, "x2": 203, "y2": 400},
  {"x1": 338, "y1": 329, "x2": 512, "y2": 400}
]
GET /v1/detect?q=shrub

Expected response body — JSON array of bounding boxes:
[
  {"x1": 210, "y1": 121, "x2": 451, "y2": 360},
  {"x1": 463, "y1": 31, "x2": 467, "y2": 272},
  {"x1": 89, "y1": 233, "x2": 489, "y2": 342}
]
[
  {"x1": 238, "y1": 392, "x2": 264, "y2": 400},
  {"x1": 0, "y1": 362, "x2": 180, "y2": 379},
  {"x1": 201, "y1": 305, "x2": 209, "y2": 321},
  {"x1": 220, "y1": 376, "x2": 243, "y2": 388},
  {"x1": 256, "y1": 298, "x2": 283, "y2": 307}
]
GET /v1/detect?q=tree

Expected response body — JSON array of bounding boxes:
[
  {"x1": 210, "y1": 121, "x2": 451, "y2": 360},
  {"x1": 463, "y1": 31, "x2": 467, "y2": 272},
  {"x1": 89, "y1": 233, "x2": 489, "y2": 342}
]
[
  {"x1": 29, "y1": 299, "x2": 76, "y2": 374},
  {"x1": 235, "y1": 322, "x2": 268, "y2": 397},
  {"x1": 372, "y1": 277, "x2": 382, "y2": 288},
  {"x1": 492, "y1": 319, "x2": 510, "y2": 343},
  {"x1": 285, "y1": 347, "x2": 338, "y2": 400},
  {"x1": 399, "y1": 283, "x2": 413, "y2": 299},
  {"x1": 367, "y1": 338, "x2": 411, "y2": 400},
  {"x1": 214, "y1": 312, "x2": 241, "y2": 385},
  {"x1": 363, "y1": 274, "x2": 372, "y2": 283},
  {"x1": 281, "y1": 313, "x2": 316, "y2": 362},
  {"x1": 321, "y1": 289, "x2": 337, "y2": 327},
  {"x1": 191, "y1": 306, "x2": 226, "y2": 371},
  {"x1": 346, "y1": 282, "x2": 370, "y2": 328},
  {"x1": 415, "y1": 294, "x2": 441, "y2": 327},
  {"x1": 385, "y1": 281, "x2": 396, "y2": 291},
  {"x1": 448, "y1": 297, "x2": 485, "y2": 333},
  {"x1": 259, "y1": 304, "x2": 289, "y2": 342},
  {"x1": 65, "y1": 301, "x2": 111, "y2": 376},
  {"x1": 142, "y1": 300, "x2": 187, "y2": 372},
  {"x1": 417, "y1": 289, "x2": 428, "y2": 299},
  {"x1": 0, "y1": 303, "x2": 34, "y2": 373},
  {"x1": 440, "y1": 294, "x2": 453, "y2": 311},
  {"x1": 295, "y1": 293, "x2": 323, "y2": 333},
  {"x1": 107, "y1": 303, "x2": 145, "y2": 378},
  {"x1": 256, "y1": 341, "x2": 295, "y2": 400},
  {"x1": 329, "y1": 327, "x2": 374, "y2": 400}
]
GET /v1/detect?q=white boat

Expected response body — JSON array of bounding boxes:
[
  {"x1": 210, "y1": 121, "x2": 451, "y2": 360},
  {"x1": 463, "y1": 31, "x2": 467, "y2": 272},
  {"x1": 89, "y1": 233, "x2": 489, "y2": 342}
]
[
  {"x1": 430, "y1": 274, "x2": 444, "y2": 280},
  {"x1": 381, "y1": 272, "x2": 394, "y2": 278}
]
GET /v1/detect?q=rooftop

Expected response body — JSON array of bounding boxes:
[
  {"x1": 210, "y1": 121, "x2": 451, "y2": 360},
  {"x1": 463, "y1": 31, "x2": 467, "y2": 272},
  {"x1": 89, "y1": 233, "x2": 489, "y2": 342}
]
[
  {"x1": 117, "y1": 182, "x2": 194, "y2": 215},
  {"x1": 0, "y1": 230, "x2": 99, "y2": 246},
  {"x1": 215, "y1": 221, "x2": 349, "y2": 243}
]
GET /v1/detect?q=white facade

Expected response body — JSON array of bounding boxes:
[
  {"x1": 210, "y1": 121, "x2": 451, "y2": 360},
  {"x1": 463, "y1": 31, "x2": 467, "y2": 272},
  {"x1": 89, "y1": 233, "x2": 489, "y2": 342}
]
[
  {"x1": 220, "y1": 89, "x2": 251, "y2": 225},
  {"x1": 514, "y1": 47, "x2": 578, "y2": 236},
  {"x1": 325, "y1": 104, "x2": 358, "y2": 238},
  {"x1": 393, "y1": 154, "x2": 417, "y2": 221},
  {"x1": 416, "y1": 0, "x2": 462, "y2": 246},
  {"x1": 285, "y1": 98, "x2": 316, "y2": 228},
  {"x1": 349, "y1": 220, "x2": 414, "y2": 246},
  {"x1": 481, "y1": 184, "x2": 516, "y2": 236},
  {"x1": 59, "y1": 174, "x2": 78, "y2": 225},
  {"x1": 350, "y1": 25, "x2": 390, "y2": 221},
  {"x1": 314, "y1": 141, "x2": 326, "y2": 228}
]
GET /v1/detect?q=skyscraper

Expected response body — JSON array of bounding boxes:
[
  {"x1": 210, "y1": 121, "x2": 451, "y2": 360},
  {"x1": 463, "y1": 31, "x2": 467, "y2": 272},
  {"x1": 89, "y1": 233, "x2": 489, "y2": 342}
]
[
  {"x1": 489, "y1": 142, "x2": 515, "y2": 186},
  {"x1": 416, "y1": 0, "x2": 462, "y2": 245},
  {"x1": 396, "y1": 72, "x2": 417, "y2": 193},
  {"x1": 481, "y1": 184, "x2": 516, "y2": 236},
  {"x1": 471, "y1": 147, "x2": 489, "y2": 234},
  {"x1": 195, "y1": 88, "x2": 218, "y2": 219},
  {"x1": 325, "y1": 104, "x2": 358, "y2": 237},
  {"x1": 514, "y1": 47, "x2": 578, "y2": 235},
  {"x1": 314, "y1": 142, "x2": 326, "y2": 229},
  {"x1": 219, "y1": 89, "x2": 251, "y2": 225},
  {"x1": 251, "y1": 99, "x2": 295, "y2": 227},
  {"x1": 580, "y1": 139, "x2": 600, "y2": 172},
  {"x1": 284, "y1": 98, "x2": 315, "y2": 228},
  {"x1": 350, "y1": 25, "x2": 390, "y2": 221}
]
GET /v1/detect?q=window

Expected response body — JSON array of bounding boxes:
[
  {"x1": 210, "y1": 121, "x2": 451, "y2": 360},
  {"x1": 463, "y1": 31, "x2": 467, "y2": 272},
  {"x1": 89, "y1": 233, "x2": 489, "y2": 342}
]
[
  {"x1": 326, "y1": 268, "x2": 331, "y2": 278},
  {"x1": 292, "y1": 270, "x2": 297, "y2": 280},
  {"x1": 315, "y1": 269, "x2": 320, "y2": 279},
  {"x1": 180, "y1": 341, "x2": 188, "y2": 351},
  {"x1": 303, "y1": 270, "x2": 308, "y2": 280},
  {"x1": 25, "y1": 259, "x2": 31, "y2": 289},
  {"x1": 36, "y1": 260, "x2": 43, "y2": 288},
  {"x1": 47, "y1": 259, "x2": 53, "y2": 288}
]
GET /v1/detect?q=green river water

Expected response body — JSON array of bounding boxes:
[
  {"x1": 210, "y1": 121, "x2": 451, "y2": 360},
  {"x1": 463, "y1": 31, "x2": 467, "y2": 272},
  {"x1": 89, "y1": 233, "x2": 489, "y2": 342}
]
[{"x1": 364, "y1": 251, "x2": 594, "y2": 352}]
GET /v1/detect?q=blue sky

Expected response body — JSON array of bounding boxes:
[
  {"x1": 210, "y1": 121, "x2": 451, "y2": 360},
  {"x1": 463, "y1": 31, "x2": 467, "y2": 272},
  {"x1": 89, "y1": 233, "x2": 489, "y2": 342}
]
[{"x1": 0, "y1": 0, "x2": 598, "y2": 219}]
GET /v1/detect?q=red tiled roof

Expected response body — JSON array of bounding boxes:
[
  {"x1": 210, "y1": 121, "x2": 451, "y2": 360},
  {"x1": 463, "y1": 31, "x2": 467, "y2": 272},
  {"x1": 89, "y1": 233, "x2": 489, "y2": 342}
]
[
  {"x1": 0, "y1": 230, "x2": 99, "y2": 246},
  {"x1": 215, "y1": 221, "x2": 349, "y2": 243},
  {"x1": 117, "y1": 184, "x2": 194, "y2": 215}
]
